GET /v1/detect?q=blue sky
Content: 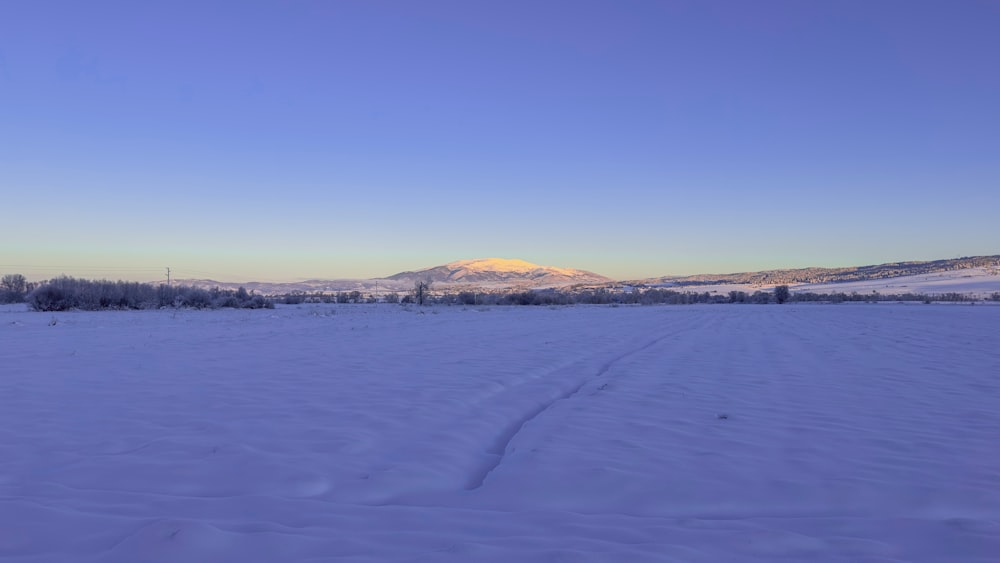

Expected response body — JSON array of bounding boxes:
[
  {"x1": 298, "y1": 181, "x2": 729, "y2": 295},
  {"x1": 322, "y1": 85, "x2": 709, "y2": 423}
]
[{"x1": 2, "y1": 1, "x2": 998, "y2": 282}]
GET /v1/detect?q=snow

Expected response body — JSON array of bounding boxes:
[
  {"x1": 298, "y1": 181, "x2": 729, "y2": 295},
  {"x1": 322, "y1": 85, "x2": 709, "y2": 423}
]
[
  {"x1": 654, "y1": 268, "x2": 1000, "y2": 299},
  {"x1": 420, "y1": 258, "x2": 603, "y2": 282},
  {"x1": 447, "y1": 258, "x2": 564, "y2": 274},
  {"x1": 2, "y1": 303, "x2": 999, "y2": 562},
  {"x1": 795, "y1": 268, "x2": 1000, "y2": 298}
]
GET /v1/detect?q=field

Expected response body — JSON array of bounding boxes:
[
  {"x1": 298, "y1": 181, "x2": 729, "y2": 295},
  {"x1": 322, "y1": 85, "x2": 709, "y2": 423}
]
[{"x1": 2, "y1": 303, "x2": 999, "y2": 562}]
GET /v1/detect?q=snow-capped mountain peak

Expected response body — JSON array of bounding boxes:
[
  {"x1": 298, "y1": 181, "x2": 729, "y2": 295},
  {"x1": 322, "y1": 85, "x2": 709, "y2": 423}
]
[{"x1": 386, "y1": 258, "x2": 611, "y2": 288}]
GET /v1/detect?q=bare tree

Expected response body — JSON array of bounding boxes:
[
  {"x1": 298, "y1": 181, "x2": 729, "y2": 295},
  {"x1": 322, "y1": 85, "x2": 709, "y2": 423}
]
[
  {"x1": 1, "y1": 274, "x2": 27, "y2": 303},
  {"x1": 774, "y1": 285, "x2": 791, "y2": 304},
  {"x1": 2, "y1": 273, "x2": 26, "y2": 293},
  {"x1": 414, "y1": 279, "x2": 432, "y2": 306}
]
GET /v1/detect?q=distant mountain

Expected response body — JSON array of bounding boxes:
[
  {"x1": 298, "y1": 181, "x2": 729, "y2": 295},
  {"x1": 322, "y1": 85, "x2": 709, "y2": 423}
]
[
  {"x1": 386, "y1": 258, "x2": 612, "y2": 288},
  {"x1": 175, "y1": 258, "x2": 612, "y2": 295},
  {"x1": 633, "y1": 255, "x2": 1000, "y2": 287},
  {"x1": 175, "y1": 255, "x2": 999, "y2": 296}
]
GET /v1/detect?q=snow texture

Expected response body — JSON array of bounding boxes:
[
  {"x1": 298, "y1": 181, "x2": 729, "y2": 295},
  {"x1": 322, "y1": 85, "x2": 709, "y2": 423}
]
[{"x1": 2, "y1": 303, "x2": 999, "y2": 562}]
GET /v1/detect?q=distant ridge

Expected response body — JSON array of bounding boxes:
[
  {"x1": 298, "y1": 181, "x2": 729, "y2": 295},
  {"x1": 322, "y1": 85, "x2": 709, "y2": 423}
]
[
  {"x1": 175, "y1": 258, "x2": 611, "y2": 294},
  {"x1": 633, "y1": 255, "x2": 1000, "y2": 287},
  {"x1": 386, "y1": 258, "x2": 612, "y2": 288},
  {"x1": 172, "y1": 255, "x2": 1000, "y2": 295}
]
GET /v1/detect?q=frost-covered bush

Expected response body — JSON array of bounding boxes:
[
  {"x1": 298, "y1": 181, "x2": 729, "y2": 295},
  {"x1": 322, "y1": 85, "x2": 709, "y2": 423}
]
[
  {"x1": 27, "y1": 277, "x2": 159, "y2": 311},
  {"x1": 774, "y1": 285, "x2": 790, "y2": 304},
  {"x1": 28, "y1": 282, "x2": 76, "y2": 311},
  {"x1": 27, "y1": 277, "x2": 272, "y2": 311},
  {"x1": 245, "y1": 294, "x2": 272, "y2": 309},
  {"x1": 181, "y1": 288, "x2": 212, "y2": 308}
]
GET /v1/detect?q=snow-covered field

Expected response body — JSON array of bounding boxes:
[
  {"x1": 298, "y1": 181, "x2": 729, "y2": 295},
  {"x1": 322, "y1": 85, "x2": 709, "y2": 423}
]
[{"x1": 2, "y1": 303, "x2": 999, "y2": 562}]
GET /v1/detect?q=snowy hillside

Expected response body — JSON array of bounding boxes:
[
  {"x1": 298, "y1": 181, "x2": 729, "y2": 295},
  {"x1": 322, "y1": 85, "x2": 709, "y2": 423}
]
[
  {"x1": 795, "y1": 267, "x2": 1000, "y2": 297},
  {"x1": 2, "y1": 303, "x2": 998, "y2": 562},
  {"x1": 637, "y1": 255, "x2": 1000, "y2": 287},
  {"x1": 646, "y1": 267, "x2": 1000, "y2": 299},
  {"x1": 386, "y1": 257, "x2": 612, "y2": 288}
]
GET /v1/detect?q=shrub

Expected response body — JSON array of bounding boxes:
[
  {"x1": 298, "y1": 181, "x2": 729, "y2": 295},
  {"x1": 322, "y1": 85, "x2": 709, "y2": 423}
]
[
  {"x1": 181, "y1": 288, "x2": 214, "y2": 309},
  {"x1": 27, "y1": 277, "x2": 273, "y2": 311},
  {"x1": 28, "y1": 283, "x2": 76, "y2": 311},
  {"x1": 774, "y1": 285, "x2": 790, "y2": 304}
]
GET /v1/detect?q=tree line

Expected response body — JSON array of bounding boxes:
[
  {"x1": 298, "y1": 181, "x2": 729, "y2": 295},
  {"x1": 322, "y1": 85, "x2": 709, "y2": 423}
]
[
  {"x1": 5, "y1": 274, "x2": 998, "y2": 311},
  {"x1": 276, "y1": 283, "x2": 999, "y2": 306},
  {"x1": 1, "y1": 275, "x2": 272, "y2": 311}
]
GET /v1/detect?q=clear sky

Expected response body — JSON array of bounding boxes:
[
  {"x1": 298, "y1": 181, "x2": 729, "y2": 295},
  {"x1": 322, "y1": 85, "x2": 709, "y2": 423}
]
[{"x1": 2, "y1": 1, "x2": 998, "y2": 282}]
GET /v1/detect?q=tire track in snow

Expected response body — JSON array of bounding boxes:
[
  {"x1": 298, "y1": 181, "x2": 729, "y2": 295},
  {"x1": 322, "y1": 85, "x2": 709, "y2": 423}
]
[{"x1": 465, "y1": 329, "x2": 682, "y2": 490}]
